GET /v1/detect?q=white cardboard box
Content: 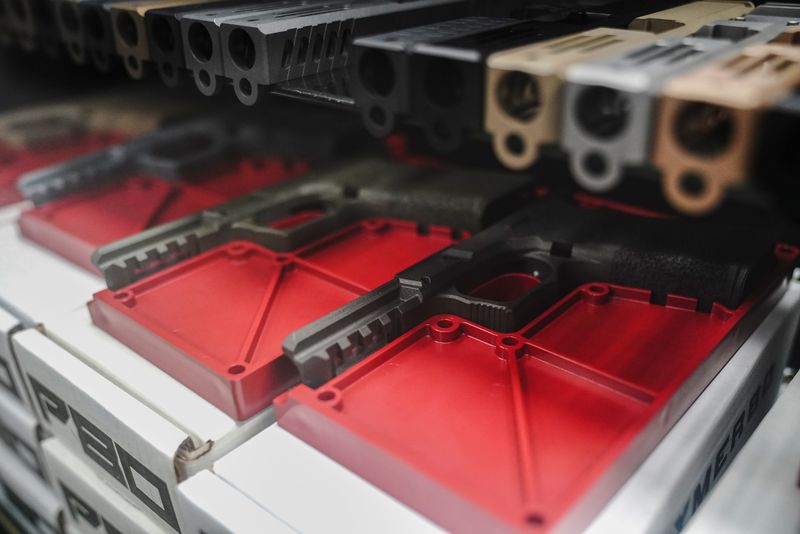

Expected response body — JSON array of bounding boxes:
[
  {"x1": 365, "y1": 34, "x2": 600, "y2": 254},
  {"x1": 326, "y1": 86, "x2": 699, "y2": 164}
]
[
  {"x1": 0, "y1": 386, "x2": 49, "y2": 481},
  {"x1": 0, "y1": 438, "x2": 62, "y2": 533},
  {"x1": 42, "y1": 437, "x2": 169, "y2": 534},
  {"x1": 0, "y1": 212, "x2": 273, "y2": 533},
  {"x1": 212, "y1": 425, "x2": 444, "y2": 534},
  {"x1": 685, "y1": 362, "x2": 800, "y2": 534},
  {"x1": 0, "y1": 477, "x2": 56, "y2": 534},
  {"x1": 0, "y1": 306, "x2": 28, "y2": 409},
  {"x1": 0, "y1": 221, "x2": 101, "y2": 328},
  {"x1": 0, "y1": 221, "x2": 103, "y2": 414},
  {"x1": 178, "y1": 471, "x2": 295, "y2": 534},
  {"x1": 13, "y1": 307, "x2": 273, "y2": 534},
  {"x1": 585, "y1": 280, "x2": 800, "y2": 534}
]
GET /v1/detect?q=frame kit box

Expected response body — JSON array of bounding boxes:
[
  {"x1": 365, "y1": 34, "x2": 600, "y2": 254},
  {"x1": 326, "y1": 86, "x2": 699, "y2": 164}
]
[
  {"x1": 685, "y1": 334, "x2": 800, "y2": 534},
  {"x1": 209, "y1": 424, "x2": 444, "y2": 534},
  {"x1": 0, "y1": 223, "x2": 102, "y2": 411},
  {"x1": 42, "y1": 437, "x2": 170, "y2": 534},
  {"x1": 0, "y1": 386, "x2": 50, "y2": 481},
  {"x1": 13, "y1": 307, "x2": 273, "y2": 534},
  {"x1": 0, "y1": 439, "x2": 62, "y2": 533},
  {"x1": 178, "y1": 470, "x2": 294, "y2": 534}
]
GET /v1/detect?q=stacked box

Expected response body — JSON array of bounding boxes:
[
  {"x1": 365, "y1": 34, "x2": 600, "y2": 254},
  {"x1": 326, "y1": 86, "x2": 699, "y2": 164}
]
[
  {"x1": 0, "y1": 211, "x2": 93, "y2": 529},
  {"x1": 185, "y1": 425, "x2": 444, "y2": 534},
  {"x1": 13, "y1": 309, "x2": 274, "y2": 533},
  {"x1": 0, "y1": 437, "x2": 62, "y2": 533},
  {"x1": 178, "y1": 471, "x2": 296, "y2": 534},
  {"x1": 42, "y1": 437, "x2": 171, "y2": 534},
  {"x1": 0, "y1": 387, "x2": 49, "y2": 481},
  {"x1": 684, "y1": 327, "x2": 800, "y2": 534}
]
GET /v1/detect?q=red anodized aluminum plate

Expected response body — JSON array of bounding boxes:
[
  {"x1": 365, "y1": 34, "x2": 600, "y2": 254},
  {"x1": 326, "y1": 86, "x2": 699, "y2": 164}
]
[
  {"x1": 88, "y1": 218, "x2": 461, "y2": 420},
  {"x1": 0, "y1": 132, "x2": 127, "y2": 207},
  {"x1": 275, "y1": 252, "x2": 796, "y2": 533},
  {"x1": 17, "y1": 158, "x2": 304, "y2": 272}
]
